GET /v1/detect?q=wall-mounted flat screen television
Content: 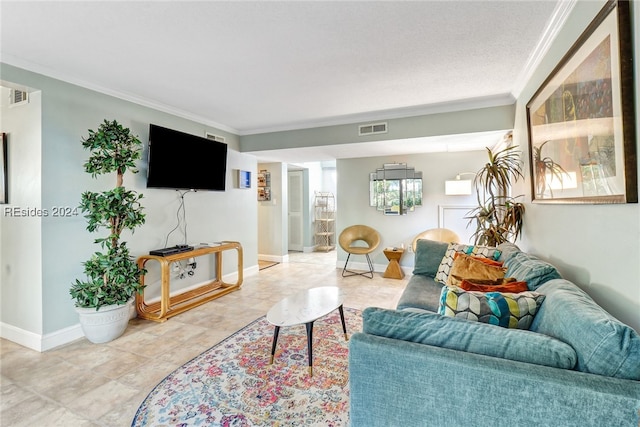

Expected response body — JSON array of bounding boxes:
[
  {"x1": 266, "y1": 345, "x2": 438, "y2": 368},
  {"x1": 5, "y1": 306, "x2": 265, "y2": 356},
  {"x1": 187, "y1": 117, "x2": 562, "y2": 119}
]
[{"x1": 147, "y1": 124, "x2": 227, "y2": 191}]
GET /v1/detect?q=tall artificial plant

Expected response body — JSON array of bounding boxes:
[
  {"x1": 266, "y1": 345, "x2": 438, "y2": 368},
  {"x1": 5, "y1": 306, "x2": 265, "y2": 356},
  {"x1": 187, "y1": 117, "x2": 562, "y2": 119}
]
[
  {"x1": 70, "y1": 120, "x2": 146, "y2": 310},
  {"x1": 467, "y1": 142, "x2": 525, "y2": 247}
]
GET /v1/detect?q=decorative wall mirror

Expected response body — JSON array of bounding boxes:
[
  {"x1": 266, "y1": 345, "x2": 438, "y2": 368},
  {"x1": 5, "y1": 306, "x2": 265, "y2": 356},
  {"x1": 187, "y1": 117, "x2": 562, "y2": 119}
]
[{"x1": 369, "y1": 163, "x2": 422, "y2": 215}]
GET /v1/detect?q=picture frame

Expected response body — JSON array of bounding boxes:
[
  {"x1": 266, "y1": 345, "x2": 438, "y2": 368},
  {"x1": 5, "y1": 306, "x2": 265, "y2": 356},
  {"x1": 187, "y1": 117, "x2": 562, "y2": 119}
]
[
  {"x1": 526, "y1": 0, "x2": 637, "y2": 204},
  {"x1": 238, "y1": 170, "x2": 251, "y2": 189},
  {"x1": 257, "y1": 170, "x2": 269, "y2": 188},
  {"x1": 0, "y1": 133, "x2": 7, "y2": 204}
]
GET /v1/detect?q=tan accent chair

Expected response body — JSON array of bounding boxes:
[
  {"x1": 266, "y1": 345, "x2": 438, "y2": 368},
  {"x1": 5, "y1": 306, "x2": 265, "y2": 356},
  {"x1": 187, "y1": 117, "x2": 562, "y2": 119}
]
[
  {"x1": 411, "y1": 228, "x2": 460, "y2": 252},
  {"x1": 339, "y1": 225, "x2": 381, "y2": 278}
]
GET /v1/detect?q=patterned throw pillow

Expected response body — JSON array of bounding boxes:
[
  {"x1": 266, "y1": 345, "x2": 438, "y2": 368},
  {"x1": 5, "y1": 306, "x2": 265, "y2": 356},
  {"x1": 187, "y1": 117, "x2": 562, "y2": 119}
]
[
  {"x1": 438, "y1": 286, "x2": 545, "y2": 330},
  {"x1": 434, "y1": 243, "x2": 502, "y2": 285}
]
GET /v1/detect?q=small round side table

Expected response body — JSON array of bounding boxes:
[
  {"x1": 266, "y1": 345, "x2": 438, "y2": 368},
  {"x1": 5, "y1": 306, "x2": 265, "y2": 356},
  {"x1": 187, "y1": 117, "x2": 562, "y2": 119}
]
[{"x1": 383, "y1": 247, "x2": 405, "y2": 279}]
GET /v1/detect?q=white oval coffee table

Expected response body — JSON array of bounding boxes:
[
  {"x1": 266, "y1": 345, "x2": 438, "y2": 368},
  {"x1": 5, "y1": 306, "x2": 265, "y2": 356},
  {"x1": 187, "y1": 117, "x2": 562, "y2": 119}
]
[{"x1": 266, "y1": 286, "x2": 347, "y2": 376}]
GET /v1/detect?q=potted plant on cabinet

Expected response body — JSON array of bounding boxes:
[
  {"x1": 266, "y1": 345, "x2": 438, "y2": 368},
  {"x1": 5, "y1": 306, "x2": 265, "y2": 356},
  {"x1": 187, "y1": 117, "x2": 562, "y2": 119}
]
[
  {"x1": 467, "y1": 142, "x2": 526, "y2": 247},
  {"x1": 70, "y1": 119, "x2": 146, "y2": 343}
]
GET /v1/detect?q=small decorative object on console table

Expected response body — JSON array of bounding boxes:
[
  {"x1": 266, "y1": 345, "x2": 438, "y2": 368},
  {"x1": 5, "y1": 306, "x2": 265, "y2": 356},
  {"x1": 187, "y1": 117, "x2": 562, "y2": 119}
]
[
  {"x1": 383, "y1": 247, "x2": 405, "y2": 279},
  {"x1": 136, "y1": 242, "x2": 243, "y2": 322}
]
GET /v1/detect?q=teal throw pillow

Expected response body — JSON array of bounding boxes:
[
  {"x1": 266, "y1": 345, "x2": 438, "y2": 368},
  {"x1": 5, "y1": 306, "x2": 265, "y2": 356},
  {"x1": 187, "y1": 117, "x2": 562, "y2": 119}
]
[
  {"x1": 412, "y1": 239, "x2": 449, "y2": 277},
  {"x1": 504, "y1": 252, "x2": 561, "y2": 290}
]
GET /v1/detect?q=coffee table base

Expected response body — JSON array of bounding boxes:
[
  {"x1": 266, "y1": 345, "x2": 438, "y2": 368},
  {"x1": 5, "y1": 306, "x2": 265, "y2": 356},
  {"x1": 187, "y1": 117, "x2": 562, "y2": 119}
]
[{"x1": 270, "y1": 305, "x2": 348, "y2": 377}]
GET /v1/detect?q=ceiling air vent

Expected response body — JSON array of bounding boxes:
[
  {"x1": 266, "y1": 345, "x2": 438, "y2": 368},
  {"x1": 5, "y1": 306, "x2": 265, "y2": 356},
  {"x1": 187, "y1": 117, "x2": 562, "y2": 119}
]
[
  {"x1": 9, "y1": 89, "x2": 28, "y2": 106},
  {"x1": 205, "y1": 132, "x2": 226, "y2": 143},
  {"x1": 358, "y1": 122, "x2": 387, "y2": 136}
]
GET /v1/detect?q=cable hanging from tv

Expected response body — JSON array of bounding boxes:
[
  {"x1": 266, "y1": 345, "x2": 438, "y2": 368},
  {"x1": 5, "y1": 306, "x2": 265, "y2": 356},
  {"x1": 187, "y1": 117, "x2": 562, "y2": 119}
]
[{"x1": 164, "y1": 189, "x2": 193, "y2": 248}]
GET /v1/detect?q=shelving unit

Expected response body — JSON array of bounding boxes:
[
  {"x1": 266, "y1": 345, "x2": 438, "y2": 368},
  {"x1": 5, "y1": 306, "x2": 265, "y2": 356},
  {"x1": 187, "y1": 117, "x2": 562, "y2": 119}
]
[{"x1": 314, "y1": 192, "x2": 336, "y2": 252}]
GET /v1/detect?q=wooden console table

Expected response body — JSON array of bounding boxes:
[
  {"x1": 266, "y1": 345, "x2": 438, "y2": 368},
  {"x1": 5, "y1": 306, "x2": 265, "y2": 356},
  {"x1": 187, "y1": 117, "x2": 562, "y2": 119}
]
[{"x1": 136, "y1": 241, "x2": 243, "y2": 322}]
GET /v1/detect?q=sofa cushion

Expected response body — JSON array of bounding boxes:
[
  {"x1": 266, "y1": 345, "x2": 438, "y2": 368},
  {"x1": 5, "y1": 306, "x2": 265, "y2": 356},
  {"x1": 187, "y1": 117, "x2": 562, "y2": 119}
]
[
  {"x1": 496, "y1": 241, "x2": 521, "y2": 263},
  {"x1": 504, "y1": 251, "x2": 561, "y2": 291},
  {"x1": 362, "y1": 307, "x2": 577, "y2": 369},
  {"x1": 412, "y1": 238, "x2": 449, "y2": 277},
  {"x1": 438, "y1": 286, "x2": 545, "y2": 330},
  {"x1": 446, "y1": 253, "x2": 506, "y2": 286},
  {"x1": 531, "y1": 279, "x2": 640, "y2": 380},
  {"x1": 396, "y1": 274, "x2": 443, "y2": 312},
  {"x1": 435, "y1": 243, "x2": 502, "y2": 284}
]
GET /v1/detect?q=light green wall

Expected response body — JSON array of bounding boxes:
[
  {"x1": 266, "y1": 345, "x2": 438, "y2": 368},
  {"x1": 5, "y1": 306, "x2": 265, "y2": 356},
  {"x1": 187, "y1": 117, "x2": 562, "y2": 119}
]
[
  {"x1": 513, "y1": 0, "x2": 640, "y2": 332},
  {"x1": 0, "y1": 88, "x2": 43, "y2": 336},
  {"x1": 0, "y1": 64, "x2": 258, "y2": 340},
  {"x1": 241, "y1": 104, "x2": 515, "y2": 153},
  {"x1": 337, "y1": 150, "x2": 487, "y2": 268}
]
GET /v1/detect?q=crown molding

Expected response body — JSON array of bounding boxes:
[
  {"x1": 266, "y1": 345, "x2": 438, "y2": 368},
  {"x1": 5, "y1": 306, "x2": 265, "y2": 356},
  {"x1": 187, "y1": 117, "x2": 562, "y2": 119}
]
[
  {"x1": 0, "y1": 54, "x2": 239, "y2": 135},
  {"x1": 511, "y1": 0, "x2": 578, "y2": 99},
  {"x1": 239, "y1": 93, "x2": 516, "y2": 136}
]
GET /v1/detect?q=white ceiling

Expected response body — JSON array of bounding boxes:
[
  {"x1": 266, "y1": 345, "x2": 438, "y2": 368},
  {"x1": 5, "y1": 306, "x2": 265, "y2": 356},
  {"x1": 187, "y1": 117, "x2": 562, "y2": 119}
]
[{"x1": 1, "y1": 1, "x2": 568, "y2": 161}]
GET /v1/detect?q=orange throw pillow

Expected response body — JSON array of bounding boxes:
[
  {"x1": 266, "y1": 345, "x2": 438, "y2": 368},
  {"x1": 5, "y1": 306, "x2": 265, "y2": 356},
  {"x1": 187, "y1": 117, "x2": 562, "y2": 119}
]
[
  {"x1": 446, "y1": 253, "x2": 506, "y2": 286},
  {"x1": 459, "y1": 279, "x2": 529, "y2": 293},
  {"x1": 453, "y1": 252, "x2": 504, "y2": 267}
]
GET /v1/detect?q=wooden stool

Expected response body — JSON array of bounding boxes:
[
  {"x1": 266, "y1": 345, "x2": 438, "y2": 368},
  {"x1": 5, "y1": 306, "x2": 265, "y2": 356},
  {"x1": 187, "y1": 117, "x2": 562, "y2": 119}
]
[{"x1": 383, "y1": 247, "x2": 404, "y2": 279}]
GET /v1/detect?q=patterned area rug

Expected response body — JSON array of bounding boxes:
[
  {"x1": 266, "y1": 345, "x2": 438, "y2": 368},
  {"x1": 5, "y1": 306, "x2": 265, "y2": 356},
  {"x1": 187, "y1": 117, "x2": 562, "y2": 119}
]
[{"x1": 132, "y1": 307, "x2": 362, "y2": 426}]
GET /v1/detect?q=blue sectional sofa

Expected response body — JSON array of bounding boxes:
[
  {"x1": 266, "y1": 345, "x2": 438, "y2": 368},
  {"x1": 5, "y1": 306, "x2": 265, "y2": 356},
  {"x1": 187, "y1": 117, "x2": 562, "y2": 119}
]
[{"x1": 349, "y1": 240, "x2": 640, "y2": 427}]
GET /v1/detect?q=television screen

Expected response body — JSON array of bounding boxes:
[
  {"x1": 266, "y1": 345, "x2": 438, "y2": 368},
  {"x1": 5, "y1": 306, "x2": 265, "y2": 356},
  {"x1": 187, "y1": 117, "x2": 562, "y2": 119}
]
[{"x1": 147, "y1": 124, "x2": 227, "y2": 191}]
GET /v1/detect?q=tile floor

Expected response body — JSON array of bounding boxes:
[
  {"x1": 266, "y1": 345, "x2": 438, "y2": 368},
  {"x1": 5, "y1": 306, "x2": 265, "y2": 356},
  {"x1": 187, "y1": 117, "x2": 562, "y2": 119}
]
[{"x1": 0, "y1": 251, "x2": 407, "y2": 426}]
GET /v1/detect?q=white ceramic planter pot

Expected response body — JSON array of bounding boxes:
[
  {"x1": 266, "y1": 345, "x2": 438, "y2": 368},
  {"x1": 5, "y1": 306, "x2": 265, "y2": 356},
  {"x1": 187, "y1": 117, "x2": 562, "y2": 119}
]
[{"x1": 75, "y1": 300, "x2": 132, "y2": 344}]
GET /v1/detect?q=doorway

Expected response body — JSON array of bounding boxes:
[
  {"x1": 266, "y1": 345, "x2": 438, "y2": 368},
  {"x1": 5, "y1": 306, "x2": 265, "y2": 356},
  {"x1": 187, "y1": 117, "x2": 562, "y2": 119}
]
[{"x1": 287, "y1": 170, "x2": 303, "y2": 252}]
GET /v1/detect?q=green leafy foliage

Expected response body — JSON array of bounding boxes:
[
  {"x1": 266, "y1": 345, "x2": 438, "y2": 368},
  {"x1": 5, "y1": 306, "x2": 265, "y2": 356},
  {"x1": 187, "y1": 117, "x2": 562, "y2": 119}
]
[
  {"x1": 80, "y1": 187, "x2": 145, "y2": 237},
  {"x1": 70, "y1": 244, "x2": 144, "y2": 309},
  {"x1": 71, "y1": 120, "x2": 146, "y2": 310},
  {"x1": 82, "y1": 119, "x2": 142, "y2": 177},
  {"x1": 467, "y1": 143, "x2": 526, "y2": 246}
]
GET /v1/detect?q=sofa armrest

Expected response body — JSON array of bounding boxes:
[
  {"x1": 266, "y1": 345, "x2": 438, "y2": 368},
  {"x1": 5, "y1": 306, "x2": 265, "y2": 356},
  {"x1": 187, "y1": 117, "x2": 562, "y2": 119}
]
[{"x1": 349, "y1": 333, "x2": 640, "y2": 427}]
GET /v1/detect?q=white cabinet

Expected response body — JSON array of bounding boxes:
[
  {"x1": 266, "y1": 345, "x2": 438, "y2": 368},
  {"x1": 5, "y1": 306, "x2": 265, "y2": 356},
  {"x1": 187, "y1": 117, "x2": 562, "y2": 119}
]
[{"x1": 314, "y1": 192, "x2": 335, "y2": 252}]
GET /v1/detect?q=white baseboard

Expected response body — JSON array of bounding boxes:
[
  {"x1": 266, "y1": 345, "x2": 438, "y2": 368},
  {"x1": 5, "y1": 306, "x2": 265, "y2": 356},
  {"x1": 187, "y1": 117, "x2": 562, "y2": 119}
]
[
  {"x1": 2, "y1": 265, "x2": 258, "y2": 352},
  {"x1": 1, "y1": 322, "x2": 84, "y2": 352},
  {"x1": 258, "y1": 253, "x2": 290, "y2": 263},
  {"x1": 336, "y1": 260, "x2": 386, "y2": 273},
  {"x1": 336, "y1": 260, "x2": 412, "y2": 276}
]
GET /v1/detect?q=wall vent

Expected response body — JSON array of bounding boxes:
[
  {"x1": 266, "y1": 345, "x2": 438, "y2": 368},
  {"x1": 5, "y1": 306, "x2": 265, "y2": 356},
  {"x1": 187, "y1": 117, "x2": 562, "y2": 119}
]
[
  {"x1": 9, "y1": 89, "x2": 28, "y2": 106},
  {"x1": 205, "y1": 132, "x2": 226, "y2": 143},
  {"x1": 358, "y1": 122, "x2": 387, "y2": 136}
]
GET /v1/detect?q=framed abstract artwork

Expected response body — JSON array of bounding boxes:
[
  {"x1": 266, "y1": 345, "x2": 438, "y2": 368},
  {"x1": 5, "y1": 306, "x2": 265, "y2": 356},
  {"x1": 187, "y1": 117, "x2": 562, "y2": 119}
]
[{"x1": 526, "y1": 0, "x2": 637, "y2": 204}]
